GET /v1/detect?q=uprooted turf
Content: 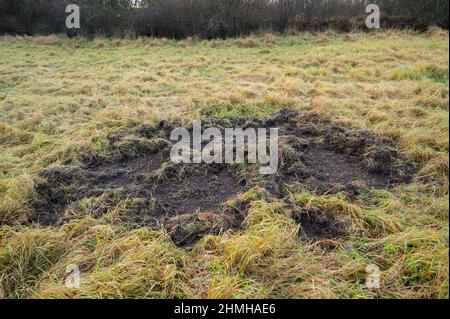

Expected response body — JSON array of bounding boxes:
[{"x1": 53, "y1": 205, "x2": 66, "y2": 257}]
[
  {"x1": 0, "y1": 30, "x2": 448, "y2": 299},
  {"x1": 29, "y1": 109, "x2": 416, "y2": 249}
]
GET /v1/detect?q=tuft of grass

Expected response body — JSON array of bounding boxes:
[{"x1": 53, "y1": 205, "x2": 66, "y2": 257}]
[
  {"x1": 427, "y1": 26, "x2": 449, "y2": 39},
  {"x1": 0, "y1": 227, "x2": 69, "y2": 298},
  {"x1": 0, "y1": 175, "x2": 35, "y2": 224}
]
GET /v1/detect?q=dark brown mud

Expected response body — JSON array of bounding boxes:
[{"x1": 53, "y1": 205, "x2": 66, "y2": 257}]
[
  {"x1": 293, "y1": 209, "x2": 348, "y2": 250},
  {"x1": 30, "y1": 109, "x2": 416, "y2": 247}
]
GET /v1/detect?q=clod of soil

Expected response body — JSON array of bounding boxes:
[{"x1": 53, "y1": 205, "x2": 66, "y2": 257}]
[
  {"x1": 30, "y1": 109, "x2": 416, "y2": 246},
  {"x1": 297, "y1": 212, "x2": 347, "y2": 240}
]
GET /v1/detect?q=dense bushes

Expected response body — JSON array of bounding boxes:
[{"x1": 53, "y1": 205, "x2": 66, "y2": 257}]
[{"x1": 0, "y1": 0, "x2": 448, "y2": 38}]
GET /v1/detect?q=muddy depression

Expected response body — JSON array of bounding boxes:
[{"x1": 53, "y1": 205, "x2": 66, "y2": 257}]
[{"x1": 31, "y1": 109, "x2": 416, "y2": 246}]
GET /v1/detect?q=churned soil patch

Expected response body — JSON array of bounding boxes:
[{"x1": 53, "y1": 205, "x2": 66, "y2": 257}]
[{"x1": 31, "y1": 109, "x2": 416, "y2": 246}]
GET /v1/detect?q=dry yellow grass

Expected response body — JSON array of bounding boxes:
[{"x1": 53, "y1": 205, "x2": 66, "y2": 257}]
[{"x1": 0, "y1": 30, "x2": 448, "y2": 299}]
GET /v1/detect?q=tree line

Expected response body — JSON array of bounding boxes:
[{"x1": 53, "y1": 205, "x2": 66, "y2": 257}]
[{"x1": 0, "y1": 0, "x2": 448, "y2": 38}]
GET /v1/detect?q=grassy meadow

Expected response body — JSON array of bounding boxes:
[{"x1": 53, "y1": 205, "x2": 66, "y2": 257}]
[{"x1": 0, "y1": 29, "x2": 448, "y2": 299}]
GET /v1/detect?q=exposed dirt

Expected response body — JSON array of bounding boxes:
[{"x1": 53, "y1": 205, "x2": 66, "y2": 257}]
[
  {"x1": 30, "y1": 109, "x2": 416, "y2": 247},
  {"x1": 293, "y1": 209, "x2": 348, "y2": 250},
  {"x1": 297, "y1": 212, "x2": 347, "y2": 240}
]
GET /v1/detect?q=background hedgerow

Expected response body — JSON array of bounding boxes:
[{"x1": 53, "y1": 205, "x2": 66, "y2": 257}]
[{"x1": 0, "y1": 0, "x2": 448, "y2": 39}]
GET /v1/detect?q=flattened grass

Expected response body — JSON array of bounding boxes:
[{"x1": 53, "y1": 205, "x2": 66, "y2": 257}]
[{"x1": 0, "y1": 29, "x2": 448, "y2": 299}]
